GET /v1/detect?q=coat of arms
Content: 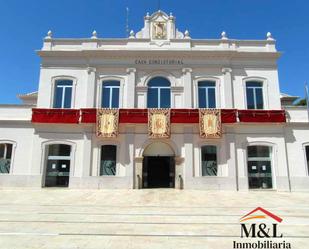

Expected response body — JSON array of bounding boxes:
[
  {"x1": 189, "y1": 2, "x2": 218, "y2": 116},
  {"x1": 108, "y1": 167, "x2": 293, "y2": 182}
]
[{"x1": 153, "y1": 22, "x2": 167, "y2": 39}]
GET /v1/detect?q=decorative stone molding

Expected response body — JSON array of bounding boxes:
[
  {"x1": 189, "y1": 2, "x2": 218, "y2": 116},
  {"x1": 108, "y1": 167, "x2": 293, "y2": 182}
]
[
  {"x1": 135, "y1": 86, "x2": 148, "y2": 92},
  {"x1": 87, "y1": 67, "x2": 96, "y2": 74},
  {"x1": 135, "y1": 156, "x2": 144, "y2": 163},
  {"x1": 126, "y1": 68, "x2": 136, "y2": 74},
  {"x1": 222, "y1": 67, "x2": 232, "y2": 74},
  {"x1": 175, "y1": 156, "x2": 185, "y2": 165},
  {"x1": 171, "y1": 86, "x2": 184, "y2": 92},
  {"x1": 182, "y1": 68, "x2": 192, "y2": 74}
]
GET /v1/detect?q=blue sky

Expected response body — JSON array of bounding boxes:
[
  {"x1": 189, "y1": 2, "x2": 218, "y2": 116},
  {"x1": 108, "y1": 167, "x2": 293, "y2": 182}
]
[{"x1": 0, "y1": 0, "x2": 308, "y2": 103}]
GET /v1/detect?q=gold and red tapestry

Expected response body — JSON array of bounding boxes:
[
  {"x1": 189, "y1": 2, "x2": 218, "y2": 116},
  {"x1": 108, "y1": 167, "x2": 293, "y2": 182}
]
[
  {"x1": 96, "y1": 109, "x2": 119, "y2": 138},
  {"x1": 148, "y1": 109, "x2": 170, "y2": 138},
  {"x1": 199, "y1": 109, "x2": 221, "y2": 138}
]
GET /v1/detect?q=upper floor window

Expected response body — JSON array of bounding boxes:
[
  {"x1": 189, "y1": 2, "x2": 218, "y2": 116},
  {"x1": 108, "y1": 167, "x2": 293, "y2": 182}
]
[
  {"x1": 0, "y1": 143, "x2": 13, "y2": 174},
  {"x1": 246, "y1": 81, "x2": 264, "y2": 109},
  {"x1": 147, "y1": 77, "x2": 171, "y2": 108},
  {"x1": 198, "y1": 81, "x2": 216, "y2": 108},
  {"x1": 53, "y1": 80, "x2": 73, "y2": 108},
  {"x1": 102, "y1": 81, "x2": 120, "y2": 108},
  {"x1": 100, "y1": 145, "x2": 117, "y2": 176},
  {"x1": 201, "y1": 145, "x2": 217, "y2": 176}
]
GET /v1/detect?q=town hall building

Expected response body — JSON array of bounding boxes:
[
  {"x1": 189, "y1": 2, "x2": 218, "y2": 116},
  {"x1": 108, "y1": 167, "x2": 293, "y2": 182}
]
[{"x1": 0, "y1": 10, "x2": 308, "y2": 191}]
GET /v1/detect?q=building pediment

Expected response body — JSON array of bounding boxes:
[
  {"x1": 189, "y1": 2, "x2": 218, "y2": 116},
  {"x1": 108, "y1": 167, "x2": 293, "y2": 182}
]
[{"x1": 136, "y1": 10, "x2": 184, "y2": 41}]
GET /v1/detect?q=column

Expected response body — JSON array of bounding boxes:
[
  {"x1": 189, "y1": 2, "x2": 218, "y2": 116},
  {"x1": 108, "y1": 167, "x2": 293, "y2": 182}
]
[
  {"x1": 225, "y1": 133, "x2": 238, "y2": 190},
  {"x1": 126, "y1": 68, "x2": 136, "y2": 108},
  {"x1": 125, "y1": 127, "x2": 135, "y2": 188},
  {"x1": 183, "y1": 127, "x2": 194, "y2": 188},
  {"x1": 222, "y1": 67, "x2": 234, "y2": 108},
  {"x1": 182, "y1": 68, "x2": 193, "y2": 108},
  {"x1": 81, "y1": 132, "x2": 92, "y2": 177},
  {"x1": 86, "y1": 67, "x2": 96, "y2": 107}
]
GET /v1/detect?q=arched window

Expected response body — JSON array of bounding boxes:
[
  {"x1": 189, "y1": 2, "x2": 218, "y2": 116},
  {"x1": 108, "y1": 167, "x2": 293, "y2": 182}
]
[
  {"x1": 198, "y1": 81, "x2": 216, "y2": 108},
  {"x1": 247, "y1": 145, "x2": 272, "y2": 189},
  {"x1": 100, "y1": 145, "x2": 117, "y2": 176},
  {"x1": 53, "y1": 79, "x2": 73, "y2": 108},
  {"x1": 246, "y1": 81, "x2": 264, "y2": 109},
  {"x1": 101, "y1": 81, "x2": 120, "y2": 108},
  {"x1": 45, "y1": 144, "x2": 71, "y2": 187},
  {"x1": 147, "y1": 77, "x2": 171, "y2": 108},
  {"x1": 0, "y1": 143, "x2": 13, "y2": 174},
  {"x1": 201, "y1": 145, "x2": 217, "y2": 176}
]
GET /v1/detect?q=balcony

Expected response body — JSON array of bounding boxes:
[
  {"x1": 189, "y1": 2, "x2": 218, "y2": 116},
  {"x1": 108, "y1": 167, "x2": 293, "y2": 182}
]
[{"x1": 31, "y1": 108, "x2": 288, "y2": 124}]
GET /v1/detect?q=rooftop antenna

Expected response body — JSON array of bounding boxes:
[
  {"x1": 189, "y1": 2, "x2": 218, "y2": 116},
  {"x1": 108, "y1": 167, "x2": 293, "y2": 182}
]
[
  {"x1": 158, "y1": 0, "x2": 161, "y2": 10},
  {"x1": 126, "y1": 7, "x2": 130, "y2": 37}
]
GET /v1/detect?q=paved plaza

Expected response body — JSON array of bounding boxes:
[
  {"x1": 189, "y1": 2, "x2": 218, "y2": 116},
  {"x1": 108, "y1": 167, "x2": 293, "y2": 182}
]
[{"x1": 0, "y1": 189, "x2": 308, "y2": 248}]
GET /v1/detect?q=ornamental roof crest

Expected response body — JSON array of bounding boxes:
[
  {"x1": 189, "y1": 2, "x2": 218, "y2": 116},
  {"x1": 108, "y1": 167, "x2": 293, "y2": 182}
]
[{"x1": 135, "y1": 10, "x2": 184, "y2": 42}]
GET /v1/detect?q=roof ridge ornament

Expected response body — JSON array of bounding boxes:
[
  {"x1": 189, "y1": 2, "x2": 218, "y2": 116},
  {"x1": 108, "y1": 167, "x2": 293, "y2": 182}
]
[
  {"x1": 45, "y1": 30, "x2": 52, "y2": 39},
  {"x1": 221, "y1": 31, "x2": 228, "y2": 40},
  {"x1": 267, "y1": 32, "x2": 274, "y2": 41},
  {"x1": 184, "y1": 30, "x2": 191, "y2": 39},
  {"x1": 129, "y1": 30, "x2": 135, "y2": 39},
  {"x1": 91, "y1": 30, "x2": 98, "y2": 39}
]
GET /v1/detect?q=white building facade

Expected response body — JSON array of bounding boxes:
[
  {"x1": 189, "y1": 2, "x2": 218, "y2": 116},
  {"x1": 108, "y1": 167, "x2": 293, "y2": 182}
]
[{"x1": 0, "y1": 11, "x2": 309, "y2": 191}]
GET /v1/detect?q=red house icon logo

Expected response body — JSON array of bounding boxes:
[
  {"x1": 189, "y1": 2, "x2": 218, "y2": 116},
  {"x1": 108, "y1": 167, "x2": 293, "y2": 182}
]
[
  {"x1": 239, "y1": 207, "x2": 283, "y2": 238},
  {"x1": 240, "y1": 207, "x2": 282, "y2": 223}
]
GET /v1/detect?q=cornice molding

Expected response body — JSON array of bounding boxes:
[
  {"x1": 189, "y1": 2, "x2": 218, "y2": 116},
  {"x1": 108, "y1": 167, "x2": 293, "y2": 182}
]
[{"x1": 37, "y1": 50, "x2": 281, "y2": 61}]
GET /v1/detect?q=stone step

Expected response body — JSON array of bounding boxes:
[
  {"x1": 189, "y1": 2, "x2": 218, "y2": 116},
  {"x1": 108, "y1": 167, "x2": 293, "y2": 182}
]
[{"x1": 0, "y1": 221, "x2": 308, "y2": 237}]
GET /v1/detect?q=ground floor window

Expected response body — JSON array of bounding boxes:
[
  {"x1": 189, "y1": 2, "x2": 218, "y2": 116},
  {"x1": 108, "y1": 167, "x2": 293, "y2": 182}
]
[
  {"x1": 100, "y1": 145, "x2": 116, "y2": 176},
  {"x1": 0, "y1": 143, "x2": 13, "y2": 174},
  {"x1": 247, "y1": 145, "x2": 272, "y2": 189},
  {"x1": 201, "y1": 145, "x2": 217, "y2": 176},
  {"x1": 45, "y1": 144, "x2": 71, "y2": 187}
]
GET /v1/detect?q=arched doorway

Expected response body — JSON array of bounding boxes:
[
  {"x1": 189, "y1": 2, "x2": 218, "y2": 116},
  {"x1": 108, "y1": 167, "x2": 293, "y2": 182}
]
[
  {"x1": 45, "y1": 144, "x2": 71, "y2": 187},
  {"x1": 142, "y1": 142, "x2": 175, "y2": 188}
]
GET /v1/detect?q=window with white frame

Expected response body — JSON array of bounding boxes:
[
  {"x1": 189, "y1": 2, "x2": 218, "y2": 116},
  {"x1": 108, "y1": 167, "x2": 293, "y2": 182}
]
[
  {"x1": 198, "y1": 80, "x2": 216, "y2": 108},
  {"x1": 53, "y1": 79, "x2": 73, "y2": 108},
  {"x1": 246, "y1": 81, "x2": 264, "y2": 109},
  {"x1": 147, "y1": 77, "x2": 171, "y2": 108},
  {"x1": 0, "y1": 143, "x2": 13, "y2": 174},
  {"x1": 100, "y1": 145, "x2": 117, "y2": 176},
  {"x1": 101, "y1": 81, "x2": 120, "y2": 108},
  {"x1": 201, "y1": 145, "x2": 217, "y2": 176}
]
